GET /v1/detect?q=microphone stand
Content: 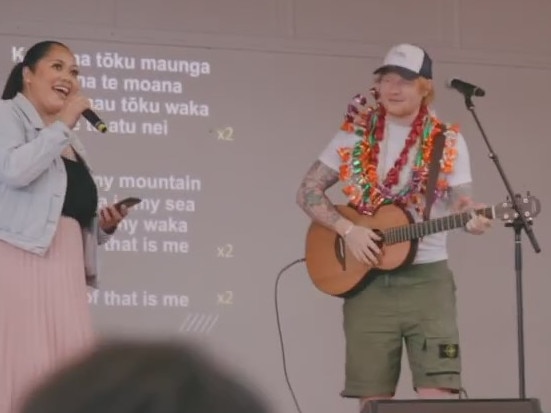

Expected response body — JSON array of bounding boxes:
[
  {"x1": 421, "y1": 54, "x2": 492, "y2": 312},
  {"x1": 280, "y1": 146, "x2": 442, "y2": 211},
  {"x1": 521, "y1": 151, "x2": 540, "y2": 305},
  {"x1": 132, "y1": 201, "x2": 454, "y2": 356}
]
[{"x1": 461, "y1": 93, "x2": 541, "y2": 400}]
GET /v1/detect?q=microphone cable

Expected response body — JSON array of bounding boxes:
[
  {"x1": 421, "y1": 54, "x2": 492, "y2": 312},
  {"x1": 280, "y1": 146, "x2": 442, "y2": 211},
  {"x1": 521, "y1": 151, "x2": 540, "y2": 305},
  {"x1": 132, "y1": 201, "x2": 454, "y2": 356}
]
[{"x1": 274, "y1": 257, "x2": 306, "y2": 413}]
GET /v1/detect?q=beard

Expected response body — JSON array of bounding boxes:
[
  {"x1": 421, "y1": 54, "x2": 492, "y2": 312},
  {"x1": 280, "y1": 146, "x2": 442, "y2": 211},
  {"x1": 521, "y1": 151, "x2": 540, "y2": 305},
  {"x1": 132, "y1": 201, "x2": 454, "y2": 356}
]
[{"x1": 384, "y1": 103, "x2": 420, "y2": 119}]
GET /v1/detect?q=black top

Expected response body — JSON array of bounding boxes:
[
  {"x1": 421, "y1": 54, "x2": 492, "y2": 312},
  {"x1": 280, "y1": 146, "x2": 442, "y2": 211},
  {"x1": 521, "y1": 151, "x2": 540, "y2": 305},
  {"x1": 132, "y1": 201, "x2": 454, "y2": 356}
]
[{"x1": 61, "y1": 152, "x2": 98, "y2": 228}]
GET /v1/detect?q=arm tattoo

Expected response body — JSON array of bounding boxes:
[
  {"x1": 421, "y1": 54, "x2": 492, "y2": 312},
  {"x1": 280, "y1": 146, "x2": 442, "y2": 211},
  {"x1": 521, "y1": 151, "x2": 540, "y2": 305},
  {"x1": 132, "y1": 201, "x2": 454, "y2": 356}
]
[
  {"x1": 448, "y1": 182, "x2": 474, "y2": 211},
  {"x1": 296, "y1": 160, "x2": 343, "y2": 229}
]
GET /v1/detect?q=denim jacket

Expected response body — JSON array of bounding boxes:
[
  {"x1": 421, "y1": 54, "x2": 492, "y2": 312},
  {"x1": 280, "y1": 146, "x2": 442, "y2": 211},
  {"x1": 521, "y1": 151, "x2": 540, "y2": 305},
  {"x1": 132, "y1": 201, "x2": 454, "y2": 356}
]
[{"x1": 0, "y1": 93, "x2": 111, "y2": 287}]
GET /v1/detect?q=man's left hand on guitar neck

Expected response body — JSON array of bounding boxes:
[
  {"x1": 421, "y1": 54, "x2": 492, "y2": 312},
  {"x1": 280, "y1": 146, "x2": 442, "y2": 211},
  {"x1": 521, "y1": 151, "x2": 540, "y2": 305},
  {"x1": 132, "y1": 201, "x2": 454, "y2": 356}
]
[{"x1": 454, "y1": 195, "x2": 492, "y2": 235}]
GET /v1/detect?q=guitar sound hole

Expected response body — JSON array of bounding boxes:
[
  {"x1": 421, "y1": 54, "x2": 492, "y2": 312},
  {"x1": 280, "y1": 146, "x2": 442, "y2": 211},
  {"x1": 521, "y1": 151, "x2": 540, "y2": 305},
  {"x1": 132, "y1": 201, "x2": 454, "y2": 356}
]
[{"x1": 373, "y1": 229, "x2": 385, "y2": 248}]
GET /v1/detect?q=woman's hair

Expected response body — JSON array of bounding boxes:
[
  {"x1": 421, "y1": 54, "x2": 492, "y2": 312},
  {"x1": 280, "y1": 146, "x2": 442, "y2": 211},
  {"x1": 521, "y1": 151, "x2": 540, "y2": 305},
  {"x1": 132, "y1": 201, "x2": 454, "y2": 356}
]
[
  {"x1": 20, "y1": 339, "x2": 268, "y2": 413},
  {"x1": 2, "y1": 40, "x2": 69, "y2": 100}
]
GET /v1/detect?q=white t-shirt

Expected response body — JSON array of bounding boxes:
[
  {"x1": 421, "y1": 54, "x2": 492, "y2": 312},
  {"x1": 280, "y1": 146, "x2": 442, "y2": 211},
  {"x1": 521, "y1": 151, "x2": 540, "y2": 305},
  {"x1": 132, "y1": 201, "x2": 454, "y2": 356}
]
[{"x1": 318, "y1": 120, "x2": 472, "y2": 264}]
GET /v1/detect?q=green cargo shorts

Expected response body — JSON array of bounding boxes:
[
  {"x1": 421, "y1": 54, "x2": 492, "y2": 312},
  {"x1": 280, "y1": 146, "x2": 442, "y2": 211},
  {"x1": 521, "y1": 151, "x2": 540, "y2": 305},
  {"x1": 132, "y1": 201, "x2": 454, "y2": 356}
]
[{"x1": 341, "y1": 260, "x2": 461, "y2": 398}]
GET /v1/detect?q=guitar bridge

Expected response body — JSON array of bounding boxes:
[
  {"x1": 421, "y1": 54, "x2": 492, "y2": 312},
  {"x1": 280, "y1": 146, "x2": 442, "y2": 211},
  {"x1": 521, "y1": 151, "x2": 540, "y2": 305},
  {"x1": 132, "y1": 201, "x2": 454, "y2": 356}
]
[{"x1": 334, "y1": 235, "x2": 346, "y2": 271}]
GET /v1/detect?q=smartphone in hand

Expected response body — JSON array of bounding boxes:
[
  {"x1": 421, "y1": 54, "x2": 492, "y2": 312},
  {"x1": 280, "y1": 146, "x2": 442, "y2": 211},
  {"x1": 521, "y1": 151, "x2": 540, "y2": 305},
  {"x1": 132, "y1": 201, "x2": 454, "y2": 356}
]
[{"x1": 113, "y1": 197, "x2": 142, "y2": 213}]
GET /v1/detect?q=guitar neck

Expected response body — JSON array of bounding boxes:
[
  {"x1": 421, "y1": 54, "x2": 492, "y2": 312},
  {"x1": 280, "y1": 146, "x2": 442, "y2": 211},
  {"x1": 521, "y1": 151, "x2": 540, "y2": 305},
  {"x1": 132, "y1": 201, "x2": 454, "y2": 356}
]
[{"x1": 384, "y1": 206, "x2": 494, "y2": 245}]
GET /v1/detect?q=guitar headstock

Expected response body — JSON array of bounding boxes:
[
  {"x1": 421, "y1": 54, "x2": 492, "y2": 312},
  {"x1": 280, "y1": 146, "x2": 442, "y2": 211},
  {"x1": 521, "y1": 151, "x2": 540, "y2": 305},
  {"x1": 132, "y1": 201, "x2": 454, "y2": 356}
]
[{"x1": 494, "y1": 193, "x2": 541, "y2": 223}]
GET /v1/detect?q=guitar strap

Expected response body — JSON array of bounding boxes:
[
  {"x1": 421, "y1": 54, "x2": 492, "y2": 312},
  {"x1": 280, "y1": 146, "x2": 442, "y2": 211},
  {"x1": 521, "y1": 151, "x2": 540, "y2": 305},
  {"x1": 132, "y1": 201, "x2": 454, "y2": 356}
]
[{"x1": 423, "y1": 124, "x2": 447, "y2": 221}]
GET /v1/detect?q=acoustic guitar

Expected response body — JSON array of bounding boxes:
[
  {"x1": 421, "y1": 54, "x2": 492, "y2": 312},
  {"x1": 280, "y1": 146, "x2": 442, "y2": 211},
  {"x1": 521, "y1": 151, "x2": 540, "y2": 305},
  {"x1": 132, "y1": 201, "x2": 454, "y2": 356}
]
[{"x1": 305, "y1": 194, "x2": 540, "y2": 297}]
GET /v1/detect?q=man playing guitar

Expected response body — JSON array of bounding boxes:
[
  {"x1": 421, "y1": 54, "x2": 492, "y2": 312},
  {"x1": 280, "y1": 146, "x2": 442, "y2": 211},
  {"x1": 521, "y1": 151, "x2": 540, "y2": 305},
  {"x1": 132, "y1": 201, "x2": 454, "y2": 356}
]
[{"x1": 296, "y1": 43, "x2": 491, "y2": 408}]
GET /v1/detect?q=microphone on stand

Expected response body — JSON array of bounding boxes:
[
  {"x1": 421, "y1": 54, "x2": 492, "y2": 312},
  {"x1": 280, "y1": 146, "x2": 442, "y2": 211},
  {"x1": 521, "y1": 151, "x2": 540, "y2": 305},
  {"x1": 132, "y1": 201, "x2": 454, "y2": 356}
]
[{"x1": 447, "y1": 78, "x2": 486, "y2": 97}]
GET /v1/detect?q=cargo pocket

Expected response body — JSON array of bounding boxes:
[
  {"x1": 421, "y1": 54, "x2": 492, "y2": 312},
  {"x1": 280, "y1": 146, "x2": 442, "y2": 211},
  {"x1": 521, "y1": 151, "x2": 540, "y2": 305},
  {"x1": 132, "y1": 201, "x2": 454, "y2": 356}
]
[{"x1": 423, "y1": 336, "x2": 461, "y2": 376}]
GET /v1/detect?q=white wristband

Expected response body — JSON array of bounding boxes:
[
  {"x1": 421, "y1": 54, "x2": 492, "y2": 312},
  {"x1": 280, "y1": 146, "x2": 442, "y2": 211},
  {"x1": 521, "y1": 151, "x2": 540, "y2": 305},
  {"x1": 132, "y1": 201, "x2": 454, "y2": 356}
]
[{"x1": 343, "y1": 224, "x2": 354, "y2": 237}]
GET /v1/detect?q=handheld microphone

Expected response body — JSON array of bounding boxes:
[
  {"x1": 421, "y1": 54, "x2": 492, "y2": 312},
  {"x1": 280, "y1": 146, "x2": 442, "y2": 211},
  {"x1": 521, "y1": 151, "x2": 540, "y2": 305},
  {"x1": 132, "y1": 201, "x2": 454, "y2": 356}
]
[
  {"x1": 447, "y1": 78, "x2": 486, "y2": 97},
  {"x1": 82, "y1": 109, "x2": 108, "y2": 133}
]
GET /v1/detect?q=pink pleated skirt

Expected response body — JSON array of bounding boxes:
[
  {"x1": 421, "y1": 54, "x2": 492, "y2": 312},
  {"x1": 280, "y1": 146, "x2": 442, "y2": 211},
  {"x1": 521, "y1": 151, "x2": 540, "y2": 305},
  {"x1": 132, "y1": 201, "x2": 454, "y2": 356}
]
[{"x1": 0, "y1": 217, "x2": 96, "y2": 413}]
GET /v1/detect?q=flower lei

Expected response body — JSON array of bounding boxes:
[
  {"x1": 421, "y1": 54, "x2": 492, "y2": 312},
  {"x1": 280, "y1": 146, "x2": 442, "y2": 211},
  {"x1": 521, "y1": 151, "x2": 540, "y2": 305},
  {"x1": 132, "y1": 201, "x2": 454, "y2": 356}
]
[{"x1": 337, "y1": 93, "x2": 459, "y2": 216}]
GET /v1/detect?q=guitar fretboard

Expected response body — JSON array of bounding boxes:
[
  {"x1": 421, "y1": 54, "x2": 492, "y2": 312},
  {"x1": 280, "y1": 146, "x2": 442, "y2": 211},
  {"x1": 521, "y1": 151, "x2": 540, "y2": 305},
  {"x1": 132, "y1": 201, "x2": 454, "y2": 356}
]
[{"x1": 383, "y1": 206, "x2": 494, "y2": 245}]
